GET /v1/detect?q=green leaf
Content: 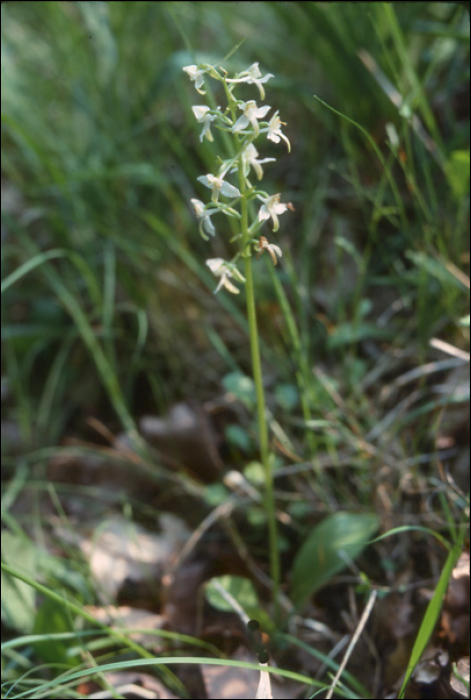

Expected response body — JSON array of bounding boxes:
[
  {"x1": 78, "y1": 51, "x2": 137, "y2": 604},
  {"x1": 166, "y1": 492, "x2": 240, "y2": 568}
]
[
  {"x1": 1, "y1": 532, "x2": 37, "y2": 633},
  {"x1": 205, "y1": 575, "x2": 259, "y2": 614},
  {"x1": 446, "y1": 150, "x2": 470, "y2": 201},
  {"x1": 327, "y1": 323, "x2": 393, "y2": 348},
  {"x1": 204, "y1": 575, "x2": 276, "y2": 636},
  {"x1": 398, "y1": 539, "x2": 464, "y2": 699},
  {"x1": 291, "y1": 512, "x2": 379, "y2": 608},
  {"x1": 33, "y1": 598, "x2": 80, "y2": 667},
  {"x1": 243, "y1": 460, "x2": 265, "y2": 486},
  {"x1": 225, "y1": 423, "x2": 251, "y2": 452},
  {"x1": 203, "y1": 483, "x2": 230, "y2": 507},
  {"x1": 222, "y1": 371, "x2": 256, "y2": 409},
  {"x1": 406, "y1": 251, "x2": 469, "y2": 291},
  {"x1": 274, "y1": 383, "x2": 299, "y2": 412}
]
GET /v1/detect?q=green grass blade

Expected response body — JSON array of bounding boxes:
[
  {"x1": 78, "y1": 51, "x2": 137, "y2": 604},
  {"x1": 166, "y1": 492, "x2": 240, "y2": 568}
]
[
  {"x1": 1, "y1": 250, "x2": 67, "y2": 294},
  {"x1": 398, "y1": 536, "x2": 466, "y2": 698}
]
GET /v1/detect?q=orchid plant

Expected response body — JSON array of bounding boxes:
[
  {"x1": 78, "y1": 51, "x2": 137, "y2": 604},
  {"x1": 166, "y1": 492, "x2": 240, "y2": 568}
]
[{"x1": 183, "y1": 60, "x2": 292, "y2": 624}]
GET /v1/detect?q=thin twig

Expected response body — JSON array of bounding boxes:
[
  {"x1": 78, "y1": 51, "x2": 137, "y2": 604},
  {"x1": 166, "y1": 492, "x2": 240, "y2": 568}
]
[{"x1": 325, "y1": 590, "x2": 377, "y2": 700}]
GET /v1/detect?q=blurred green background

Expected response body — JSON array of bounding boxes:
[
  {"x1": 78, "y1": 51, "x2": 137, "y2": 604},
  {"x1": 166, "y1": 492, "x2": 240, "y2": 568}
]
[{"x1": 1, "y1": 0, "x2": 469, "y2": 461}]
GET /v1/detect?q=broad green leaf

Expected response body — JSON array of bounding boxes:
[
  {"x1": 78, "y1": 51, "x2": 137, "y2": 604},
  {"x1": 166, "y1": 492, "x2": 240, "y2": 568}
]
[
  {"x1": 205, "y1": 575, "x2": 259, "y2": 614},
  {"x1": 204, "y1": 575, "x2": 275, "y2": 634},
  {"x1": 33, "y1": 598, "x2": 80, "y2": 667},
  {"x1": 1, "y1": 532, "x2": 36, "y2": 633},
  {"x1": 291, "y1": 512, "x2": 379, "y2": 608}
]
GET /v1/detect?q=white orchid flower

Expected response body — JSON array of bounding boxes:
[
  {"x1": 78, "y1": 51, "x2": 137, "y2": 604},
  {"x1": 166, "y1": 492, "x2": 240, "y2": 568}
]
[
  {"x1": 226, "y1": 62, "x2": 274, "y2": 100},
  {"x1": 240, "y1": 143, "x2": 275, "y2": 181},
  {"x1": 232, "y1": 100, "x2": 271, "y2": 138},
  {"x1": 257, "y1": 193, "x2": 288, "y2": 232},
  {"x1": 257, "y1": 236, "x2": 282, "y2": 265},
  {"x1": 183, "y1": 65, "x2": 207, "y2": 94},
  {"x1": 264, "y1": 111, "x2": 291, "y2": 152},
  {"x1": 206, "y1": 258, "x2": 246, "y2": 294},
  {"x1": 192, "y1": 105, "x2": 217, "y2": 142},
  {"x1": 191, "y1": 199, "x2": 217, "y2": 239},
  {"x1": 197, "y1": 173, "x2": 241, "y2": 203}
]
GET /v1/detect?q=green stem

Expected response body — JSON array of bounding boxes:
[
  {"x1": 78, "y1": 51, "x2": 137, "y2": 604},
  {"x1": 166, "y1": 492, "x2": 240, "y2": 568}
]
[{"x1": 237, "y1": 151, "x2": 281, "y2": 626}]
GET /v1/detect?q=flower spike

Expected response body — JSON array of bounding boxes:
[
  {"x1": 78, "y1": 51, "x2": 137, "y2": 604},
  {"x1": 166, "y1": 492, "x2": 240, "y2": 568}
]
[{"x1": 183, "y1": 60, "x2": 291, "y2": 295}]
